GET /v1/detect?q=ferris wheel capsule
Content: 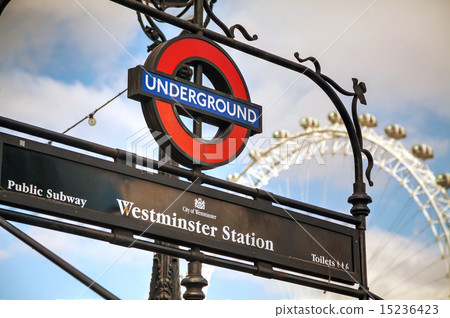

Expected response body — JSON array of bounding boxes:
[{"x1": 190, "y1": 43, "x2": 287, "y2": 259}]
[
  {"x1": 411, "y1": 144, "x2": 434, "y2": 160},
  {"x1": 358, "y1": 113, "x2": 377, "y2": 128},
  {"x1": 327, "y1": 111, "x2": 343, "y2": 124},
  {"x1": 436, "y1": 173, "x2": 450, "y2": 189},
  {"x1": 249, "y1": 149, "x2": 261, "y2": 160},
  {"x1": 299, "y1": 117, "x2": 319, "y2": 130},
  {"x1": 227, "y1": 173, "x2": 240, "y2": 182},
  {"x1": 273, "y1": 129, "x2": 289, "y2": 138},
  {"x1": 384, "y1": 124, "x2": 407, "y2": 140}
]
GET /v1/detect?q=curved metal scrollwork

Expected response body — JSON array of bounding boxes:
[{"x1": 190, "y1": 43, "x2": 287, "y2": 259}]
[
  {"x1": 202, "y1": 1, "x2": 257, "y2": 41},
  {"x1": 137, "y1": 0, "x2": 195, "y2": 52},
  {"x1": 137, "y1": 0, "x2": 258, "y2": 52},
  {"x1": 229, "y1": 24, "x2": 258, "y2": 41},
  {"x1": 294, "y1": 52, "x2": 321, "y2": 74},
  {"x1": 137, "y1": 7, "x2": 167, "y2": 52},
  {"x1": 295, "y1": 52, "x2": 373, "y2": 186}
]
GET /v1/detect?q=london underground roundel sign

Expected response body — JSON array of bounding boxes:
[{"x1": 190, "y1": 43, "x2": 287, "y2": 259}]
[{"x1": 128, "y1": 35, "x2": 262, "y2": 169}]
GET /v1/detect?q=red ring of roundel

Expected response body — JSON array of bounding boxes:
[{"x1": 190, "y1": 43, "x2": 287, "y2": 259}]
[{"x1": 148, "y1": 35, "x2": 251, "y2": 169}]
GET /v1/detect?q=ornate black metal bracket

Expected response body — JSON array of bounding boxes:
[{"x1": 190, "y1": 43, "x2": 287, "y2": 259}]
[
  {"x1": 294, "y1": 52, "x2": 374, "y2": 187},
  {"x1": 294, "y1": 52, "x2": 321, "y2": 74},
  {"x1": 137, "y1": 0, "x2": 196, "y2": 52},
  {"x1": 294, "y1": 50, "x2": 373, "y2": 295},
  {"x1": 137, "y1": 8, "x2": 166, "y2": 52},
  {"x1": 229, "y1": 24, "x2": 258, "y2": 41},
  {"x1": 203, "y1": 0, "x2": 257, "y2": 41},
  {"x1": 136, "y1": 0, "x2": 257, "y2": 52}
]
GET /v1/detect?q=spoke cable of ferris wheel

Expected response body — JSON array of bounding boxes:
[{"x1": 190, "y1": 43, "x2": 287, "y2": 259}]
[
  {"x1": 371, "y1": 230, "x2": 436, "y2": 284},
  {"x1": 390, "y1": 202, "x2": 425, "y2": 233},
  {"x1": 320, "y1": 153, "x2": 349, "y2": 208},
  {"x1": 382, "y1": 198, "x2": 416, "y2": 238},
  {"x1": 298, "y1": 169, "x2": 304, "y2": 202},
  {"x1": 305, "y1": 168, "x2": 310, "y2": 204},
  {"x1": 321, "y1": 155, "x2": 331, "y2": 207},
  {"x1": 367, "y1": 200, "x2": 415, "y2": 267},
  {"x1": 391, "y1": 275, "x2": 448, "y2": 299},
  {"x1": 368, "y1": 177, "x2": 403, "y2": 228},
  {"x1": 286, "y1": 174, "x2": 292, "y2": 199},
  {"x1": 384, "y1": 257, "x2": 446, "y2": 298},
  {"x1": 371, "y1": 162, "x2": 385, "y2": 185},
  {"x1": 368, "y1": 198, "x2": 415, "y2": 265},
  {"x1": 367, "y1": 171, "x2": 394, "y2": 227}
]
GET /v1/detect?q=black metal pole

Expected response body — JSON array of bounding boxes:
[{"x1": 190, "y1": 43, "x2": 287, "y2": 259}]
[
  {"x1": 348, "y1": 181, "x2": 372, "y2": 299},
  {"x1": 180, "y1": 247, "x2": 208, "y2": 300},
  {"x1": 179, "y1": 0, "x2": 209, "y2": 300},
  {"x1": 148, "y1": 148, "x2": 182, "y2": 300},
  {"x1": 192, "y1": 0, "x2": 203, "y2": 138},
  {"x1": 348, "y1": 97, "x2": 372, "y2": 299},
  {"x1": 0, "y1": 216, "x2": 120, "y2": 300}
]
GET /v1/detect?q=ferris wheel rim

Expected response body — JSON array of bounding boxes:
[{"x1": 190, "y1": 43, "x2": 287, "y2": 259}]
[{"x1": 231, "y1": 122, "x2": 449, "y2": 281}]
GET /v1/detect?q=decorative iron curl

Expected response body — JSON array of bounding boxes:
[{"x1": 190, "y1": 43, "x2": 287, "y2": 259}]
[
  {"x1": 294, "y1": 52, "x2": 321, "y2": 74},
  {"x1": 203, "y1": 0, "x2": 257, "y2": 41},
  {"x1": 295, "y1": 51, "x2": 373, "y2": 186},
  {"x1": 148, "y1": 0, "x2": 194, "y2": 12},
  {"x1": 229, "y1": 24, "x2": 258, "y2": 41},
  {"x1": 351, "y1": 79, "x2": 373, "y2": 186},
  {"x1": 137, "y1": 0, "x2": 196, "y2": 52},
  {"x1": 137, "y1": 8, "x2": 166, "y2": 52}
]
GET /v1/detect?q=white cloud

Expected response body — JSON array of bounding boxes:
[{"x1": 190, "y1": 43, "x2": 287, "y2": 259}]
[
  {"x1": 0, "y1": 70, "x2": 147, "y2": 150},
  {"x1": 0, "y1": 224, "x2": 154, "y2": 269},
  {"x1": 219, "y1": 0, "x2": 450, "y2": 119},
  {"x1": 0, "y1": 0, "x2": 151, "y2": 150},
  {"x1": 367, "y1": 227, "x2": 449, "y2": 299},
  {"x1": 0, "y1": 237, "x2": 24, "y2": 262},
  {"x1": 0, "y1": 249, "x2": 9, "y2": 261},
  {"x1": 0, "y1": 0, "x2": 141, "y2": 75}
]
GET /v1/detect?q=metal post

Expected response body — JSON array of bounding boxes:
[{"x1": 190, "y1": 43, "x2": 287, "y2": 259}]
[
  {"x1": 181, "y1": 247, "x2": 208, "y2": 300},
  {"x1": 148, "y1": 148, "x2": 182, "y2": 300},
  {"x1": 188, "y1": 1, "x2": 209, "y2": 299},
  {"x1": 348, "y1": 182, "x2": 372, "y2": 299},
  {"x1": 148, "y1": 0, "x2": 207, "y2": 301},
  {"x1": 192, "y1": 0, "x2": 203, "y2": 137},
  {"x1": 148, "y1": 242, "x2": 182, "y2": 300},
  {"x1": 348, "y1": 96, "x2": 373, "y2": 300}
]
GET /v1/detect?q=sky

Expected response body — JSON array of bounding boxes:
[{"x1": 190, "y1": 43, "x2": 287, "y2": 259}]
[{"x1": 0, "y1": 0, "x2": 449, "y2": 300}]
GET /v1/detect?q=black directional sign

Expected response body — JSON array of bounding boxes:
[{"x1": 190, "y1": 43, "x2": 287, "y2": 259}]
[{"x1": 0, "y1": 133, "x2": 361, "y2": 284}]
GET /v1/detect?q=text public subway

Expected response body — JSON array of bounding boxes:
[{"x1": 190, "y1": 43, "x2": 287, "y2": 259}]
[
  {"x1": 142, "y1": 71, "x2": 261, "y2": 130},
  {"x1": 116, "y1": 199, "x2": 274, "y2": 252},
  {"x1": 6, "y1": 180, "x2": 87, "y2": 208}
]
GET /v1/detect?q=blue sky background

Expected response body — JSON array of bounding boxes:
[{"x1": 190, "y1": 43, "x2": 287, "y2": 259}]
[{"x1": 0, "y1": 0, "x2": 449, "y2": 300}]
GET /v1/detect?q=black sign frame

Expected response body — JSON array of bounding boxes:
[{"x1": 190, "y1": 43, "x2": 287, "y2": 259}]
[{"x1": 0, "y1": 132, "x2": 361, "y2": 285}]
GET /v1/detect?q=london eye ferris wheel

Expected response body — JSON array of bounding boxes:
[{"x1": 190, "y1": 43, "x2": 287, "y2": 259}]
[{"x1": 227, "y1": 112, "x2": 450, "y2": 299}]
